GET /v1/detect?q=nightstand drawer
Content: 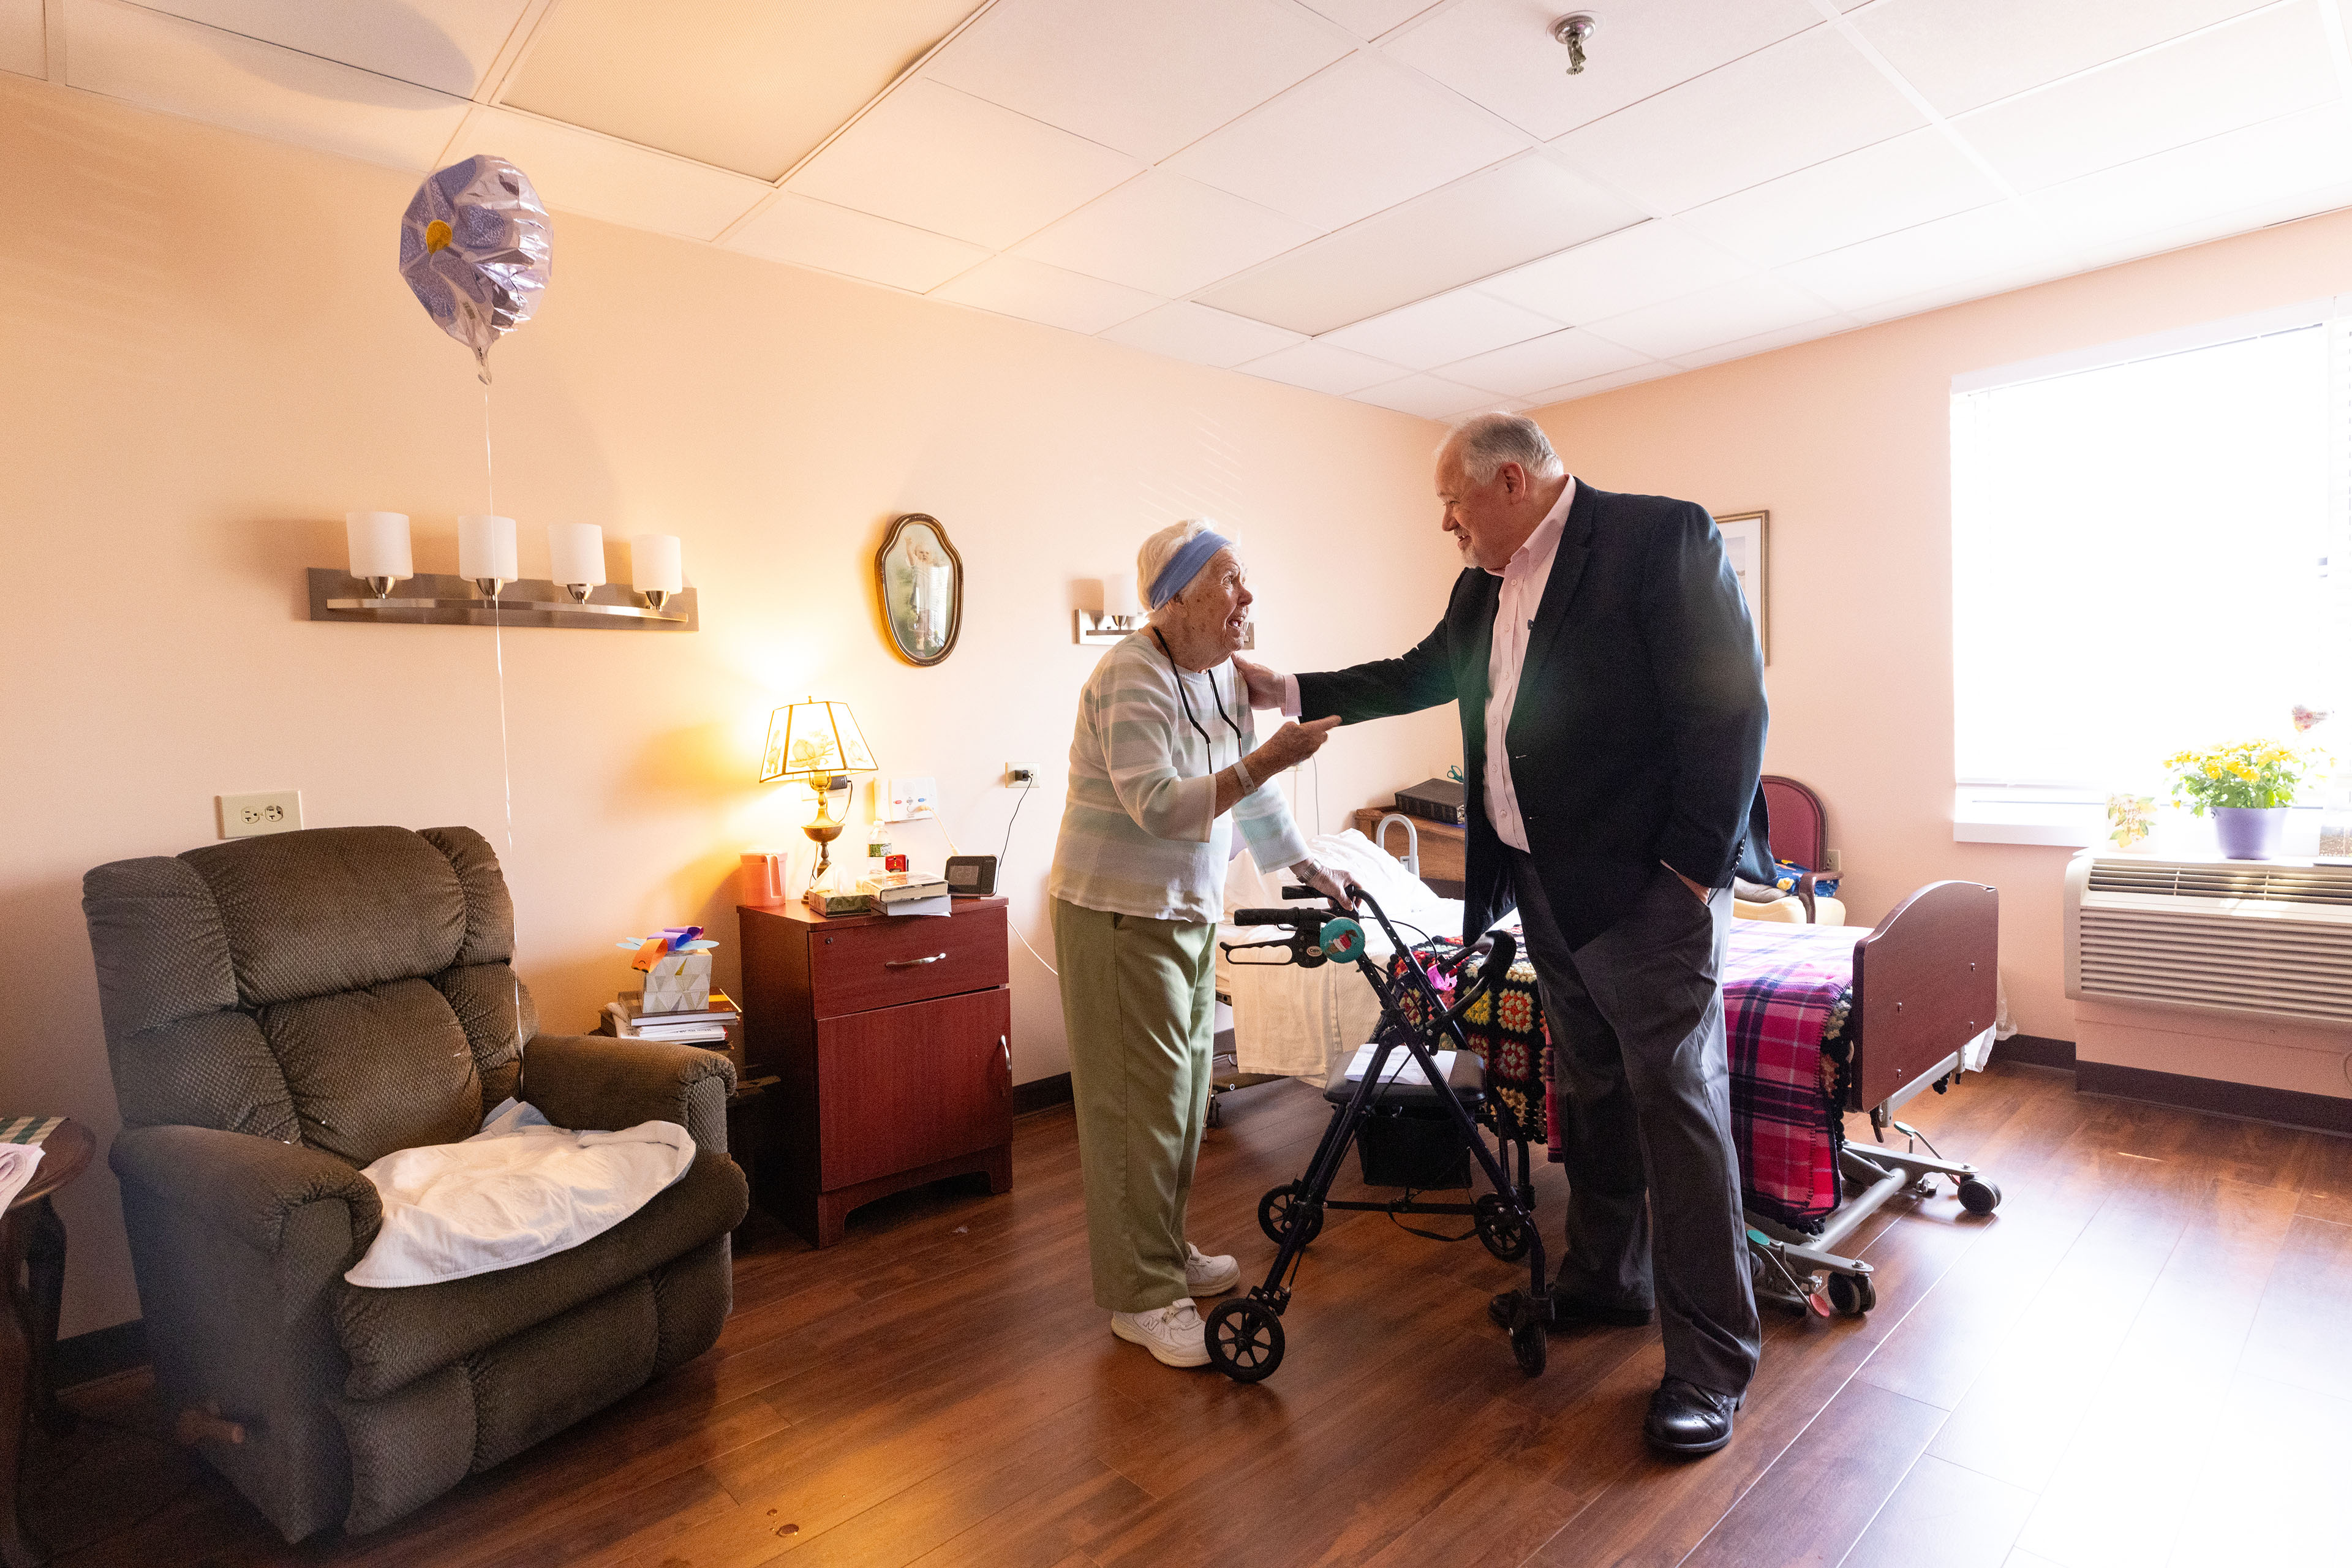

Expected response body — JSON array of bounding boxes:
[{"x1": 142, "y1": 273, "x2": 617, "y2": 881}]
[{"x1": 808, "y1": 902, "x2": 1008, "y2": 1017}]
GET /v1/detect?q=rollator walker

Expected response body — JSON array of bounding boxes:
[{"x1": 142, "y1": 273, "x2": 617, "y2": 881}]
[{"x1": 1213, "y1": 884, "x2": 1545, "y2": 1382}]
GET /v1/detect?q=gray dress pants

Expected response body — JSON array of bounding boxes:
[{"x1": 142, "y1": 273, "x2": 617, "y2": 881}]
[{"x1": 1504, "y1": 847, "x2": 1762, "y2": 1398}]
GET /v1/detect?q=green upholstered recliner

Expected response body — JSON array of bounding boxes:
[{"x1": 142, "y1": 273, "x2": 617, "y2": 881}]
[{"x1": 81, "y1": 825, "x2": 747, "y2": 1541}]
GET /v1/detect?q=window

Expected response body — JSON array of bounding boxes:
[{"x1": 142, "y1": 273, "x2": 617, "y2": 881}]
[{"x1": 1950, "y1": 301, "x2": 2348, "y2": 842}]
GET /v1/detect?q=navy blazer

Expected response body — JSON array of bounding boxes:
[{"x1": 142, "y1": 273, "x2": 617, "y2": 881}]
[{"x1": 1297, "y1": 482, "x2": 1767, "y2": 950}]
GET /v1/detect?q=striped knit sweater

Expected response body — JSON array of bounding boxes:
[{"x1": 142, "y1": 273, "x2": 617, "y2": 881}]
[{"x1": 1047, "y1": 631, "x2": 1310, "y2": 924}]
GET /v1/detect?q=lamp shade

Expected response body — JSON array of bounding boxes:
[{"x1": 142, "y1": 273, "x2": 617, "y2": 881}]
[
  {"x1": 1106, "y1": 572, "x2": 1142, "y2": 619},
  {"x1": 548, "y1": 522, "x2": 606, "y2": 587},
  {"x1": 458, "y1": 514, "x2": 519, "y2": 581},
  {"x1": 760, "y1": 698, "x2": 876, "y2": 785},
  {"x1": 630, "y1": 532, "x2": 683, "y2": 594},
  {"x1": 346, "y1": 512, "x2": 412, "y2": 580}
]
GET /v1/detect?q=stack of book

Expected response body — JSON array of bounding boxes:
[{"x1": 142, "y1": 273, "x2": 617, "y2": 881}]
[
  {"x1": 858, "y1": 871, "x2": 951, "y2": 918},
  {"x1": 603, "y1": 990, "x2": 741, "y2": 1046},
  {"x1": 1393, "y1": 777, "x2": 1467, "y2": 826}
]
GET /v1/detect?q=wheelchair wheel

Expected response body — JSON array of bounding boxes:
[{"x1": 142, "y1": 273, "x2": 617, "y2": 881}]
[
  {"x1": 1825, "y1": 1271, "x2": 1877, "y2": 1316},
  {"x1": 1473, "y1": 1193, "x2": 1531, "y2": 1262},
  {"x1": 1508, "y1": 1296, "x2": 1547, "y2": 1376},
  {"x1": 1206, "y1": 1297, "x2": 1286, "y2": 1383},
  {"x1": 1958, "y1": 1177, "x2": 2002, "y2": 1216},
  {"x1": 1257, "y1": 1184, "x2": 1324, "y2": 1246}
]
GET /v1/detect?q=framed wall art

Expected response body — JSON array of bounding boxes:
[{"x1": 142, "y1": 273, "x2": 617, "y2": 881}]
[
  {"x1": 1714, "y1": 510, "x2": 1768, "y2": 665},
  {"x1": 875, "y1": 513, "x2": 962, "y2": 666}
]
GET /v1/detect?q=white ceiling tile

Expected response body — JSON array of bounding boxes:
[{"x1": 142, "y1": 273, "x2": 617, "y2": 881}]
[
  {"x1": 1436, "y1": 328, "x2": 1649, "y2": 398},
  {"x1": 922, "y1": 0, "x2": 1348, "y2": 162},
  {"x1": 1012, "y1": 171, "x2": 1316, "y2": 298},
  {"x1": 65, "y1": 0, "x2": 469, "y2": 170},
  {"x1": 725, "y1": 192, "x2": 990, "y2": 292},
  {"x1": 1100, "y1": 302, "x2": 1306, "y2": 367},
  {"x1": 1954, "y1": 4, "x2": 2339, "y2": 193},
  {"x1": 1237, "y1": 340, "x2": 1409, "y2": 395},
  {"x1": 1582, "y1": 273, "x2": 1836, "y2": 360},
  {"x1": 2020, "y1": 102, "x2": 2352, "y2": 258},
  {"x1": 1297, "y1": 0, "x2": 1444, "y2": 38},
  {"x1": 123, "y1": 0, "x2": 527, "y2": 97},
  {"x1": 1551, "y1": 23, "x2": 1926, "y2": 213},
  {"x1": 1525, "y1": 361, "x2": 1682, "y2": 405},
  {"x1": 444, "y1": 107, "x2": 771, "y2": 243},
  {"x1": 1667, "y1": 315, "x2": 1850, "y2": 369},
  {"x1": 2, "y1": 0, "x2": 43, "y2": 77},
  {"x1": 1386, "y1": 0, "x2": 1823, "y2": 141},
  {"x1": 1320, "y1": 287, "x2": 1562, "y2": 369},
  {"x1": 1351, "y1": 373, "x2": 1506, "y2": 418},
  {"x1": 785, "y1": 78, "x2": 1140, "y2": 250},
  {"x1": 1678, "y1": 127, "x2": 2005, "y2": 267},
  {"x1": 1776, "y1": 198, "x2": 2044, "y2": 312},
  {"x1": 1479, "y1": 221, "x2": 1752, "y2": 324},
  {"x1": 1854, "y1": 0, "x2": 2279, "y2": 117},
  {"x1": 1194, "y1": 153, "x2": 1644, "y2": 335},
  {"x1": 930, "y1": 255, "x2": 1162, "y2": 334},
  {"x1": 1161, "y1": 53, "x2": 1527, "y2": 231}
]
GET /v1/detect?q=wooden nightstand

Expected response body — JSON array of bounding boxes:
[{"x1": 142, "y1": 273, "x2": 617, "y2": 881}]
[{"x1": 737, "y1": 897, "x2": 1013, "y2": 1247}]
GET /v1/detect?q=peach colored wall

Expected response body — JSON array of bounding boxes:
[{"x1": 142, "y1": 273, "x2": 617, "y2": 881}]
[
  {"x1": 0, "y1": 77, "x2": 1463, "y2": 1336},
  {"x1": 1534, "y1": 203, "x2": 2352, "y2": 1063}
]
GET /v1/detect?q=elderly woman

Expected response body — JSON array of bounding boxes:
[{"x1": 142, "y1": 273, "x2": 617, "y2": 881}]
[{"x1": 1048, "y1": 519, "x2": 1344, "y2": 1368}]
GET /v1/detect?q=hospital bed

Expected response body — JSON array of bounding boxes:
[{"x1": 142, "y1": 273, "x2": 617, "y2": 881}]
[{"x1": 1222, "y1": 827, "x2": 2005, "y2": 1315}]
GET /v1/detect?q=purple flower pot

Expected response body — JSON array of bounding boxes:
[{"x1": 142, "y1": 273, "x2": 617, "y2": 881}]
[{"x1": 2212, "y1": 806, "x2": 2286, "y2": 859}]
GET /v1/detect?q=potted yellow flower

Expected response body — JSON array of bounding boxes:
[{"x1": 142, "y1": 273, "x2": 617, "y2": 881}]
[{"x1": 2163, "y1": 739, "x2": 2320, "y2": 859}]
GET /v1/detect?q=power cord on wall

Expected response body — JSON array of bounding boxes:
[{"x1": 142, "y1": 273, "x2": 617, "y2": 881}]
[{"x1": 905, "y1": 802, "x2": 1058, "y2": 978}]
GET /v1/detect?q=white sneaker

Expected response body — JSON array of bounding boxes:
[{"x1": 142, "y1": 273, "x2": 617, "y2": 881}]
[
  {"x1": 1185, "y1": 1242, "x2": 1241, "y2": 1297},
  {"x1": 1110, "y1": 1298, "x2": 1209, "y2": 1367}
]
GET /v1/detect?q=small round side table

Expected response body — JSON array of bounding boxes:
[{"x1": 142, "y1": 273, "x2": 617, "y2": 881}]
[{"x1": 0, "y1": 1120, "x2": 92, "y2": 1568}]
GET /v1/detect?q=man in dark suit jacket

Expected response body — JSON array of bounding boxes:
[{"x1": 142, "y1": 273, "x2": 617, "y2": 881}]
[{"x1": 1238, "y1": 412, "x2": 1766, "y2": 1454}]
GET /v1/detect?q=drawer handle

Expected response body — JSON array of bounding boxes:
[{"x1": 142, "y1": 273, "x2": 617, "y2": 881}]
[{"x1": 885, "y1": 952, "x2": 949, "y2": 969}]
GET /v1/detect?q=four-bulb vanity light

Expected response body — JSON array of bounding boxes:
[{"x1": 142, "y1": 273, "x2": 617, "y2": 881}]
[{"x1": 336, "y1": 512, "x2": 687, "y2": 625}]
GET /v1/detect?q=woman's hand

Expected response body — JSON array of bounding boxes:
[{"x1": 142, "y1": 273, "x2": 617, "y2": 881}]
[
  {"x1": 1251, "y1": 715, "x2": 1340, "y2": 775},
  {"x1": 1291, "y1": 859, "x2": 1355, "y2": 904}
]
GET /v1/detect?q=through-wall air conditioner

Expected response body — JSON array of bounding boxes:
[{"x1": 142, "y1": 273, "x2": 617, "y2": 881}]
[{"x1": 2064, "y1": 853, "x2": 2352, "y2": 1025}]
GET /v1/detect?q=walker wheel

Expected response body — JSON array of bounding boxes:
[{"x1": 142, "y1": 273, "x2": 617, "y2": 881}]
[
  {"x1": 1257, "y1": 1185, "x2": 1324, "y2": 1246},
  {"x1": 1508, "y1": 1297, "x2": 1547, "y2": 1376},
  {"x1": 1205, "y1": 1297, "x2": 1286, "y2": 1383},
  {"x1": 1825, "y1": 1272, "x2": 1877, "y2": 1316},
  {"x1": 1958, "y1": 1177, "x2": 2002, "y2": 1216},
  {"x1": 1474, "y1": 1193, "x2": 1532, "y2": 1262}
]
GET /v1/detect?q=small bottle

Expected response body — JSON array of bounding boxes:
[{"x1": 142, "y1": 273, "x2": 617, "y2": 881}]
[{"x1": 865, "y1": 821, "x2": 894, "y2": 884}]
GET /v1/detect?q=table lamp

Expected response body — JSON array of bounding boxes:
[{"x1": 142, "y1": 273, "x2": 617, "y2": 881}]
[{"x1": 759, "y1": 698, "x2": 876, "y2": 894}]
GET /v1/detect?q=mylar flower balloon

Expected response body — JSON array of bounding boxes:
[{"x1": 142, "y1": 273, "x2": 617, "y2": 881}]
[{"x1": 397, "y1": 156, "x2": 551, "y2": 381}]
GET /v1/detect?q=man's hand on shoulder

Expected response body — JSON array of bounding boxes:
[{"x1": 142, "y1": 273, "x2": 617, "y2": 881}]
[{"x1": 1233, "y1": 655, "x2": 1289, "y2": 711}]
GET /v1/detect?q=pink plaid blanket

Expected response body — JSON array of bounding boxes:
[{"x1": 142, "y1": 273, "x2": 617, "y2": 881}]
[{"x1": 1721, "y1": 920, "x2": 1855, "y2": 1229}]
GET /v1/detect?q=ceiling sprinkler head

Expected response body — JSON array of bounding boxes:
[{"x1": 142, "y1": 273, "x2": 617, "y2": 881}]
[{"x1": 1551, "y1": 12, "x2": 1598, "y2": 74}]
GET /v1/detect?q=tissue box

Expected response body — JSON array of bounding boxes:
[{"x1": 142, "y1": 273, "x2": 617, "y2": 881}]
[{"x1": 639, "y1": 951, "x2": 712, "y2": 1014}]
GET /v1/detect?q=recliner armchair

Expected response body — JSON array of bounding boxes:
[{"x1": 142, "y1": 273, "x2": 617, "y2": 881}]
[{"x1": 81, "y1": 825, "x2": 748, "y2": 1541}]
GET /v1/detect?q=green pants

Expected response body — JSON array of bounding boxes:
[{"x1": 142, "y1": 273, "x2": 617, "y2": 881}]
[{"x1": 1049, "y1": 897, "x2": 1218, "y2": 1314}]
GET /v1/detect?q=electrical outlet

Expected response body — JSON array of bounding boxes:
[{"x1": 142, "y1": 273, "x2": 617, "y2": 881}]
[
  {"x1": 218, "y1": 790, "x2": 303, "y2": 840},
  {"x1": 1005, "y1": 763, "x2": 1037, "y2": 790},
  {"x1": 886, "y1": 775, "x2": 937, "y2": 822},
  {"x1": 1825, "y1": 849, "x2": 1842, "y2": 875}
]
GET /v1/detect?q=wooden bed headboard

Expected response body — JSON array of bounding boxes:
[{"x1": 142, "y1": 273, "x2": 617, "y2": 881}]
[{"x1": 1849, "y1": 880, "x2": 2000, "y2": 1111}]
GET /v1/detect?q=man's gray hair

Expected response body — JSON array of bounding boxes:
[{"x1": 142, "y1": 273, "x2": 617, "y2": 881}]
[
  {"x1": 1137, "y1": 518, "x2": 1235, "y2": 624},
  {"x1": 1445, "y1": 412, "x2": 1564, "y2": 484}
]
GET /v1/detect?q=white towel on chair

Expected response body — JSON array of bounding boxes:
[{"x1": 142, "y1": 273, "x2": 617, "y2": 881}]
[{"x1": 344, "y1": 1099, "x2": 696, "y2": 1288}]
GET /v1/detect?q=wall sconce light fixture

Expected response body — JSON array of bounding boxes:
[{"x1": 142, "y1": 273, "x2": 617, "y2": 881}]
[
  {"x1": 459, "y1": 514, "x2": 519, "y2": 600},
  {"x1": 632, "y1": 533, "x2": 683, "y2": 612},
  {"x1": 346, "y1": 512, "x2": 413, "y2": 601},
  {"x1": 548, "y1": 522, "x2": 606, "y2": 603},
  {"x1": 313, "y1": 514, "x2": 694, "y2": 630}
]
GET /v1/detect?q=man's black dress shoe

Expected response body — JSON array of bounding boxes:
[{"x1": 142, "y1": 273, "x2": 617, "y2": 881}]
[
  {"x1": 1643, "y1": 1377, "x2": 1741, "y2": 1456},
  {"x1": 1486, "y1": 1289, "x2": 1653, "y2": 1332}
]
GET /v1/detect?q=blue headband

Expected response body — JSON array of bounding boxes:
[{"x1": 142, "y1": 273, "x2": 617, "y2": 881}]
[{"x1": 1148, "y1": 530, "x2": 1232, "y2": 609}]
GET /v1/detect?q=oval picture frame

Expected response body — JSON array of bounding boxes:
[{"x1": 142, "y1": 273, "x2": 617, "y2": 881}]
[{"x1": 875, "y1": 513, "x2": 963, "y2": 666}]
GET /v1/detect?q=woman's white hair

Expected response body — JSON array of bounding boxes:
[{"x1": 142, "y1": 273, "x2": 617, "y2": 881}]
[
  {"x1": 1137, "y1": 518, "x2": 1236, "y2": 624},
  {"x1": 1445, "y1": 411, "x2": 1564, "y2": 484}
]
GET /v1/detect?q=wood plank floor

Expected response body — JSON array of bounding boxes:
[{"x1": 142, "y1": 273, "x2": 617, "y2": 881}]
[{"x1": 29, "y1": 1061, "x2": 2352, "y2": 1567}]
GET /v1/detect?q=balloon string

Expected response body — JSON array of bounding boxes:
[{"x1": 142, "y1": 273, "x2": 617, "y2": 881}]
[
  {"x1": 483, "y1": 378, "x2": 495, "y2": 515},
  {"x1": 482, "y1": 374, "x2": 522, "y2": 1061}
]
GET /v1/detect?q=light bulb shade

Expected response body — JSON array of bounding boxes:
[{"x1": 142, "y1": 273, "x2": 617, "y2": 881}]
[
  {"x1": 458, "y1": 514, "x2": 519, "y2": 581},
  {"x1": 345, "y1": 512, "x2": 413, "y2": 581},
  {"x1": 630, "y1": 532, "x2": 683, "y2": 595},
  {"x1": 759, "y1": 698, "x2": 876, "y2": 785},
  {"x1": 1106, "y1": 572, "x2": 1142, "y2": 619},
  {"x1": 547, "y1": 521, "x2": 605, "y2": 587}
]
